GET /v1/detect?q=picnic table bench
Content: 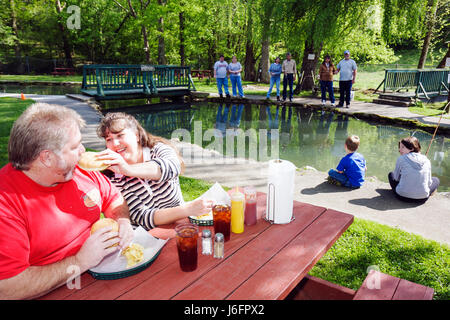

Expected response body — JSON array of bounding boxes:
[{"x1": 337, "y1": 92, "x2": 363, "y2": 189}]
[{"x1": 51, "y1": 67, "x2": 75, "y2": 76}]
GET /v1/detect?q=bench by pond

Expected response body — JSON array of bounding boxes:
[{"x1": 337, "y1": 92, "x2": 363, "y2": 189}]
[{"x1": 81, "y1": 64, "x2": 196, "y2": 100}]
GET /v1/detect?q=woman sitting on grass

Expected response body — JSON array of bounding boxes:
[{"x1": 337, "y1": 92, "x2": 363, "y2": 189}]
[
  {"x1": 96, "y1": 112, "x2": 212, "y2": 230},
  {"x1": 388, "y1": 136, "x2": 440, "y2": 203}
]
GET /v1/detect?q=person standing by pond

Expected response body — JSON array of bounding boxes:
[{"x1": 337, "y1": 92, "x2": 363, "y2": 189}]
[
  {"x1": 266, "y1": 57, "x2": 282, "y2": 101},
  {"x1": 319, "y1": 55, "x2": 337, "y2": 107},
  {"x1": 336, "y1": 50, "x2": 357, "y2": 108},
  {"x1": 214, "y1": 55, "x2": 230, "y2": 99},
  {"x1": 388, "y1": 136, "x2": 440, "y2": 203},
  {"x1": 96, "y1": 112, "x2": 213, "y2": 230},
  {"x1": 282, "y1": 52, "x2": 297, "y2": 102},
  {"x1": 228, "y1": 55, "x2": 245, "y2": 98}
]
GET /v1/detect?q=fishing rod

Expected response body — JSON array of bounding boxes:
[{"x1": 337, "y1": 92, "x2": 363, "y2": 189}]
[{"x1": 425, "y1": 100, "x2": 450, "y2": 156}]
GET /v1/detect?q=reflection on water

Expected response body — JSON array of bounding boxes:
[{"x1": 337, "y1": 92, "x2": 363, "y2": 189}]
[
  {"x1": 103, "y1": 102, "x2": 450, "y2": 192},
  {"x1": 0, "y1": 84, "x2": 80, "y2": 95}
]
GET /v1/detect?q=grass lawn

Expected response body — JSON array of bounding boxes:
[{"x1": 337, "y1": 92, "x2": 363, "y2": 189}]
[
  {"x1": 1, "y1": 96, "x2": 449, "y2": 300},
  {"x1": 409, "y1": 101, "x2": 450, "y2": 119},
  {"x1": 0, "y1": 74, "x2": 82, "y2": 83},
  {"x1": 0, "y1": 97, "x2": 34, "y2": 166}
]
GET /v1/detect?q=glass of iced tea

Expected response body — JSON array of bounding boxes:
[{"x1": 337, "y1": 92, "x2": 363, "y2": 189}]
[
  {"x1": 175, "y1": 223, "x2": 199, "y2": 272},
  {"x1": 212, "y1": 204, "x2": 231, "y2": 242}
]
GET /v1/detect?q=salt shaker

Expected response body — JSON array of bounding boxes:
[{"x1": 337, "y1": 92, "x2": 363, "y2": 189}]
[
  {"x1": 201, "y1": 229, "x2": 212, "y2": 255},
  {"x1": 214, "y1": 233, "x2": 224, "y2": 259}
]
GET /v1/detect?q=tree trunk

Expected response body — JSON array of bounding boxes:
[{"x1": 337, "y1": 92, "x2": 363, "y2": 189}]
[
  {"x1": 157, "y1": 0, "x2": 166, "y2": 65},
  {"x1": 179, "y1": 11, "x2": 185, "y2": 66},
  {"x1": 142, "y1": 26, "x2": 151, "y2": 63},
  {"x1": 55, "y1": 0, "x2": 74, "y2": 68},
  {"x1": 418, "y1": 0, "x2": 439, "y2": 69},
  {"x1": 243, "y1": 1, "x2": 256, "y2": 81},
  {"x1": 295, "y1": 39, "x2": 322, "y2": 92},
  {"x1": 260, "y1": 39, "x2": 270, "y2": 83},
  {"x1": 436, "y1": 45, "x2": 450, "y2": 68},
  {"x1": 10, "y1": 0, "x2": 24, "y2": 73}
]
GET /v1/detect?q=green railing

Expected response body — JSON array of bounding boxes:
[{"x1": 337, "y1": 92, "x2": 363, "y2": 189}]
[
  {"x1": 81, "y1": 64, "x2": 196, "y2": 97},
  {"x1": 381, "y1": 69, "x2": 449, "y2": 99}
]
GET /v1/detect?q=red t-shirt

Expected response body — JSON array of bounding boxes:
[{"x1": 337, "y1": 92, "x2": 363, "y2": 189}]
[{"x1": 0, "y1": 163, "x2": 121, "y2": 280}]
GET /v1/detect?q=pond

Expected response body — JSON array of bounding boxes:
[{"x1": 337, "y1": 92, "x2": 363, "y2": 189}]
[
  {"x1": 0, "y1": 84, "x2": 80, "y2": 95},
  {"x1": 102, "y1": 101, "x2": 450, "y2": 192}
]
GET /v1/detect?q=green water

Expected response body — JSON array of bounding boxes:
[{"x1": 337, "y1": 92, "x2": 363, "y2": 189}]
[{"x1": 104, "y1": 102, "x2": 450, "y2": 192}]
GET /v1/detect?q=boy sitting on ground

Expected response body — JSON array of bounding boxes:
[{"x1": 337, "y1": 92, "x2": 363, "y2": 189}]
[{"x1": 328, "y1": 135, "x2": 366, "y2": 189}]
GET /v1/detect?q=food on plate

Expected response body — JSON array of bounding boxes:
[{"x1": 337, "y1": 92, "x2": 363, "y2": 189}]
[
  {"x1": 90, "y1": 218, "x2": 119, "y2": 247},
  {"x1": 193, "y1": 210, "x2": 213, "y2": 221},
  {"x1": 122, "y1": 243, "x2": 145, "y2": 268},
  {"x1": 78, "y1": 151, "x2": 109, "y2": 171}
]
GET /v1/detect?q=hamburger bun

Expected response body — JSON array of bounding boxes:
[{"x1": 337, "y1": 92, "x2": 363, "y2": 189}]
[
  {"x1": 78, "y1": 151, "x2": 109, "y2": 171},
  {"x1": 90, "y1": 218, "x2": 119, "y2": 247}
]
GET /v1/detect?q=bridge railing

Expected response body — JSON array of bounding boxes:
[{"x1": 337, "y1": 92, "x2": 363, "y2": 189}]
[
  {"x1": 81, "y1": 64, "x2": 195, "y2": 96},
  {"x1": 381, "y1": 69, "x2": 449, "y2": 99}
]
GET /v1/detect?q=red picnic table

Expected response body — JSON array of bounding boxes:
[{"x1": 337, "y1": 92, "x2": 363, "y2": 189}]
[{"x1": 39, "y1": 192, "x2": 353, "y2": 300}]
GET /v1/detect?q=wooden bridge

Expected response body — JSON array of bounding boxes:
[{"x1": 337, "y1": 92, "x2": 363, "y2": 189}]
[
  {"x1": 81, "y1": 64, "x2": 196, "y2": 100},
  {"x1": 376, "y1": 69, "x2": 449, "y2": 100}
]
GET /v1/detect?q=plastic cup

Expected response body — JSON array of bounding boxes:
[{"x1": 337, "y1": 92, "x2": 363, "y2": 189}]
[
  {"x1": 175, "y1": 223, "x2": 199, "y2": 272},
  {"x1": 212, "y1": 204, "x2": 231, "y2": 242}
]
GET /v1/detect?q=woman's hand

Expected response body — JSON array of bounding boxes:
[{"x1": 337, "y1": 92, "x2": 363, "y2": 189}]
[
  {"x1": 184, "y1": 198, "x2": 214, "y2": 217},
  {"x1": 96, "y1": 149, "x2": 131, "y2": 176}
]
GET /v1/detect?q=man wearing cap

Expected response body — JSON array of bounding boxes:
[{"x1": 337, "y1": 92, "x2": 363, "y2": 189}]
[
  {"x1": 336, "y1": 50, "x2": 357, "y2": 108},
  {"x1": 282, "y1": 52, "x2": 297, "y2": 102}
]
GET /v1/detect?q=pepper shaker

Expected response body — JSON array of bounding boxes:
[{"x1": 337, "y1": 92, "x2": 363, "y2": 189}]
[{"x1": 214, "y1": 233, "x2": 224, "y2": 259}]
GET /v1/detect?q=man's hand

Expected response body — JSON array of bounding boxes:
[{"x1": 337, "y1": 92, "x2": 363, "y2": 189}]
[{"x1": 75, "y1": 227, "x2": 119, "y2": 271}]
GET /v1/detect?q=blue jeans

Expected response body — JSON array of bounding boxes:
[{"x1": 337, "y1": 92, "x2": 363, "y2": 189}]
[
  {"x1": 230, "y1": 75, "x2": 244, "y2": 97},
  {"x1": 216, "y1": 77, "x2": 229, "y2": 96},
  {"x1": 266, "y1": 76, "x2": 280, "y2": 98},
  {"x1": 282, "y1": 73, "x2": 294, "y2": 100},
  {"x1": 328, "y1": 169, "x2": 359, "y2": 188},
  {"x1": 339, "y1": 80, "x2": 352, "y2": 106},
  {"x1": 320, "y1": 80, "x2": 335, "y2": 103}
]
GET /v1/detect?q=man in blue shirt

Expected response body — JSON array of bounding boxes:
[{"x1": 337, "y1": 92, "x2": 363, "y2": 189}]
[
  {"x1": 336, "y1": 50, "x2": 357, "y2": 108},
  {"x1": 328, "y1": 135, "x2": 366, "y2": 188},
  {"x1": 213, "y1": 55, "x2": 230, "y2": 99}
]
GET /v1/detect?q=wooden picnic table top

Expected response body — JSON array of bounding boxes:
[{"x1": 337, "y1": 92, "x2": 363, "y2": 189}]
[{"x1": 39, "y1": 192, "x2": 353, "y2": 300}]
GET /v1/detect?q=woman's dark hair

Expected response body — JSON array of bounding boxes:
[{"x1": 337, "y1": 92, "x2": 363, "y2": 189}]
[
  {"x1": 322, "y1": 54, "x2": 333, "y2": 65},
  {"x1": 399, "y1": 136, "x2": 421, "y2": 153}
]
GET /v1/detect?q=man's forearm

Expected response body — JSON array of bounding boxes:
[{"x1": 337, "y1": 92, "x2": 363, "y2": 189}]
[{"x1": 0, "y1": 255, "x2": 83, "y2": 300}]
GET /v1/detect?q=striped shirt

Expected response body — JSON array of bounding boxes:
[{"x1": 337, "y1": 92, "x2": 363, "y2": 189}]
[{"x1": 106, "y1": 143, "x2": 184, "y2": 230}]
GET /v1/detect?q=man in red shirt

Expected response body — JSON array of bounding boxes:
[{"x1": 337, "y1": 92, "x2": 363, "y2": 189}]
[{"x1": 0, "y1": 103, "x2": 134, "y2": 299}]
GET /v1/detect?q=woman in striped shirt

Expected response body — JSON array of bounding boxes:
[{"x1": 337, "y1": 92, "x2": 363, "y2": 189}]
[{"x1": 96, "y1": 112, "x2": 212, "y2": 230}]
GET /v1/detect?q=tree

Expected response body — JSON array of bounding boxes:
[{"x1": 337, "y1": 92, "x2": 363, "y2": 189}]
[{"x1": 418, "y1": 0, "x2": 439, "y2": 69}]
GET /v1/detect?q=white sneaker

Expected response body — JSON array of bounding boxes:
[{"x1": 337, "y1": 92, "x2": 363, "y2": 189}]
[
  {"x1": 321, "y1": 100, "x2": 326, "y2": 106},
  {"x1": 331, "y1": 102, "x2": 335, "y2": 107}
]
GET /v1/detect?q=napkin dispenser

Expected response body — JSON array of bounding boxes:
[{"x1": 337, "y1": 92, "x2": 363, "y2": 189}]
[{"x1": 265, "y1": 159, "x2": 296, "y2": 224}]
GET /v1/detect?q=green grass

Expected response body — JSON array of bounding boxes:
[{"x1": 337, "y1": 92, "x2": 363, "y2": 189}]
[
  {"x1": 409, "y1": 101, "x2": 450, "y2": 119},
  {"x1": 0, "y1": 97, "x2": 34, "y2": 166}
]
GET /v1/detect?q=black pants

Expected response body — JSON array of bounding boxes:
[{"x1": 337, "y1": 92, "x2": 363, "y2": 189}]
[
  {"x1": 388, "y1": 172, "x2": 440, "y2": 203},
  {"x1": 282, "y1": 73, "x2": 294, "y2": 100},
  {"x1": 339, "y1": 80, "x2": 352, "y2": 106}
]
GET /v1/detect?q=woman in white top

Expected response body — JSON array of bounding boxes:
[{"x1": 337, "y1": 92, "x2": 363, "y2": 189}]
[
  {"x1": 96, "y1": 112, "x2": 212, "y2": 230},
  {"x1": 388, "y1": 136, "x2": 440, "y2": 203}
]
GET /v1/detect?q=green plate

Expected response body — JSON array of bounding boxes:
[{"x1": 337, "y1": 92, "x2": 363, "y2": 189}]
[
  {"x1": 88, "y1": 248, "x2": 163, "y2": 280},
  {"x1": 189, "y1": 216, "x2": 213, "y2": 226}
]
